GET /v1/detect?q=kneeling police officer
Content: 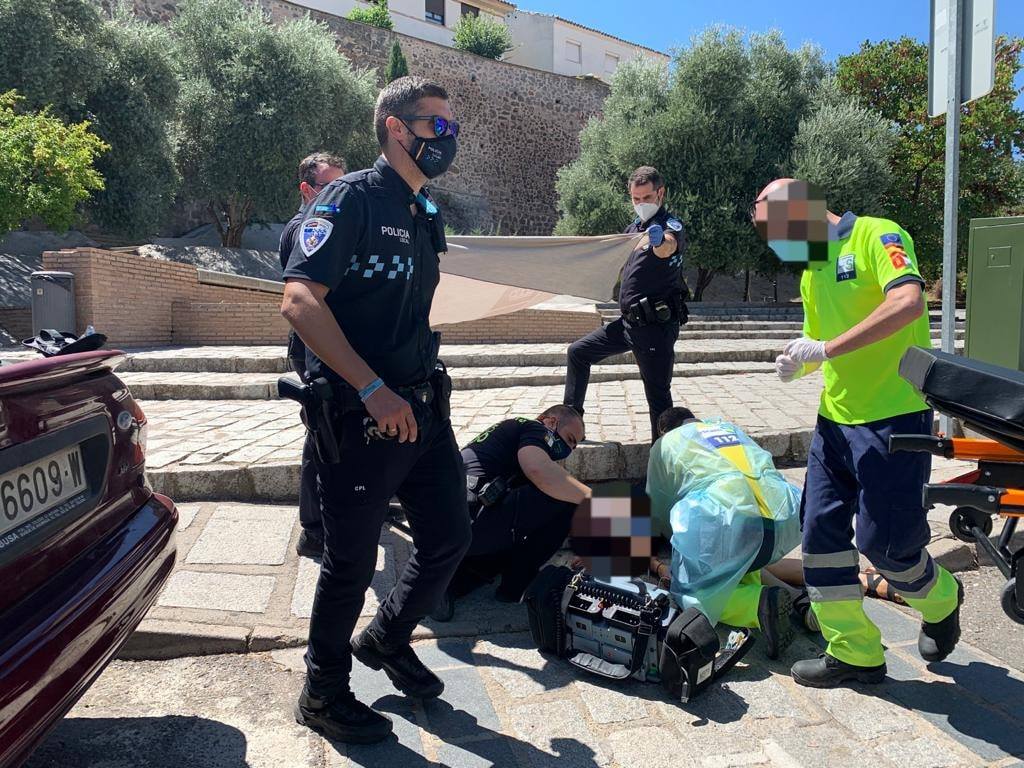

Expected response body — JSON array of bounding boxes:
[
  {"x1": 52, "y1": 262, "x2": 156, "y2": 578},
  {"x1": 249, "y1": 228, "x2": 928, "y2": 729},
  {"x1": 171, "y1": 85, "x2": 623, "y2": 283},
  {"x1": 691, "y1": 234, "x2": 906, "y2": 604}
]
[
  {"x1": 564, "y1": 166, "x2": 688, "y2": 442},
  {"x1": 432, "y1": 405, "x2": 590, "y2": 622},
  {"x1": 281, "y1": 76, "x2": 470, "y2": 744}
]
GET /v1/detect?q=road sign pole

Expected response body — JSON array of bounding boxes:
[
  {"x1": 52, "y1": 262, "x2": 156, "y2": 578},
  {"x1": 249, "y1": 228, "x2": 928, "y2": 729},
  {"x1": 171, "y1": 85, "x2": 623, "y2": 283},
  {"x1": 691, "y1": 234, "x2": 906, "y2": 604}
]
[{"x1": 939, "y1": 0, "x2": 963, "y2": 437}]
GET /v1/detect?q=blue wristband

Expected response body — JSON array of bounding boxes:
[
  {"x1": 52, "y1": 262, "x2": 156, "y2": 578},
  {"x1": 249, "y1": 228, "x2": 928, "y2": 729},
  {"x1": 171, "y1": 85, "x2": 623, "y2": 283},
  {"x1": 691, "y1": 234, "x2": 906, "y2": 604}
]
[{"x1": 358, "y1": 377, "x2": 384, "y2": 402}]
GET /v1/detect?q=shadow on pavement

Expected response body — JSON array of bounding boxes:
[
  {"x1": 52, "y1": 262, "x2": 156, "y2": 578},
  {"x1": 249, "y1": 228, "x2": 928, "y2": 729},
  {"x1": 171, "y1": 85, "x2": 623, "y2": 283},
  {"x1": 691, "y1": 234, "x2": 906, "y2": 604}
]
[
  {"x1": 327, "y1": 694, "x2": 601, "y2": 768},
  {"x1": 23, "y1": 716, "x2": 249, "y2": 768},
  {"x1": 857, "y1": 660, "x2": 1024, "y2": 761}
]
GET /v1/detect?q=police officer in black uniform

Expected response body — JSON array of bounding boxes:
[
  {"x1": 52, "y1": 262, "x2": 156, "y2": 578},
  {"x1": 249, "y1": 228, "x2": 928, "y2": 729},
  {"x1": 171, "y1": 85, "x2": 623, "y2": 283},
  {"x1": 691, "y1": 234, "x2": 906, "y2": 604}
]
[
  {"x1": 281, "y1": 76, "x2": 470, "y2": 744},
  {"x1": 432, "y1": 404, "x2": 590, "y2": 621},
  {"x1": 280, "y1": 152, "x2": 346, "y2": 559},
  {"x1": 563, "y1": 166, "x2": 687, "y2": 441}
]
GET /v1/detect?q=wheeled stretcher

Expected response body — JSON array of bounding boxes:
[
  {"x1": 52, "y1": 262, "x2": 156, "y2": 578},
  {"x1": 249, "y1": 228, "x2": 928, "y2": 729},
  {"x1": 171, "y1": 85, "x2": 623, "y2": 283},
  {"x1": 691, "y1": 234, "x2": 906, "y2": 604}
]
[{"x1": 890, "y1": 346, "x2": 1024, "y2": 625}]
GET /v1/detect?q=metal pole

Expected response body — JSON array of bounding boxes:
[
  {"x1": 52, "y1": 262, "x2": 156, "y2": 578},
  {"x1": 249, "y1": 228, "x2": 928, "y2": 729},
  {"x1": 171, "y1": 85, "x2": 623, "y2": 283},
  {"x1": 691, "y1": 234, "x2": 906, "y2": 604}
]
[{"x1": 939, "y1": 0, "x2": 963, "y2": 437}]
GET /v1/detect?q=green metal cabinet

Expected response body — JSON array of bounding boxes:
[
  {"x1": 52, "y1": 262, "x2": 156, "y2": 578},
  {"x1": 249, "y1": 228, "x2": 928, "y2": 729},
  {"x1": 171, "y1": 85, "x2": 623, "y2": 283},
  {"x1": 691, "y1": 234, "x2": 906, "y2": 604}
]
[{"x1": 966, "y1": 216, "x2": 1024, "y2": 371}]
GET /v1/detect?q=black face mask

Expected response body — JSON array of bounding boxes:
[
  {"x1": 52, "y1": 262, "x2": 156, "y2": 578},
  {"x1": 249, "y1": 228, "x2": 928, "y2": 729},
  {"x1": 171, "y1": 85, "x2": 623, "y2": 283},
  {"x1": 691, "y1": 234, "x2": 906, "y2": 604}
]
[
  {"x1": 407, "y1": 133, "x2": 457, "y2": 179},
  {"x1": 546, "y1": 427, "x2": 573, "y2": 461}
]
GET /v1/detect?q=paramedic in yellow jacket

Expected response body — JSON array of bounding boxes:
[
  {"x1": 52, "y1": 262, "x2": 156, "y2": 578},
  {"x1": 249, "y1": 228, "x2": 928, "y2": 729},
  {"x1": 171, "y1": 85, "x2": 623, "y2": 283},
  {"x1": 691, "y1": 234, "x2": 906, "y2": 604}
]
[{"x1": 753, "y1": 178, "x2": 963, "y2": 689}]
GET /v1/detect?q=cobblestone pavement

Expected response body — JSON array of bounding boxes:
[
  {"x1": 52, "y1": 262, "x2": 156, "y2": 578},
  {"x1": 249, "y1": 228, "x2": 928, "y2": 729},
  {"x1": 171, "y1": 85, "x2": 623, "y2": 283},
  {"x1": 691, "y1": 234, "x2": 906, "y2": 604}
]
[
  {"x1": 31, "y1": 597, "x2": 1024, "y2": 768},
  {"x1": 140, "y1": 372, "x2": 828, "y2": 475}
]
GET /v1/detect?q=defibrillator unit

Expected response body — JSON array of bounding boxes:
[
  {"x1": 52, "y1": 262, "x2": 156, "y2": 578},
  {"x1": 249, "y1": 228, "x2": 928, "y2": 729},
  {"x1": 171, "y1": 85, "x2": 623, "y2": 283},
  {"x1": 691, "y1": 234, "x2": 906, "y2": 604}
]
[{"x1": 524, "y1": 565, "x2": 754, "y2": 702}]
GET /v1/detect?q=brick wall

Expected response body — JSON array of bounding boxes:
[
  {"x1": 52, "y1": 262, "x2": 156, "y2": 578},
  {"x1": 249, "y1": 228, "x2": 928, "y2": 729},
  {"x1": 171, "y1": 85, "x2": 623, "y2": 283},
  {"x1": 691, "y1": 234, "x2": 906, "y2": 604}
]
[
  {"x1": 171, "y1": 301, "x2": 291, "y2": 345},
  {"x1": 436, "y1": 307, "x2": 600, "y2": 343},
  {"x1": 124, "y1": 0, "x2": 609, "y2": 236},
  {"x1": 41, "y1": 247, "x2": 600, "y2": 347},
  {"x1": 42, "y1": 248, "x2": 282, "y2": 347},
  {"x1": 0, "y1": 308, "x2": 31, "y2": 341}
]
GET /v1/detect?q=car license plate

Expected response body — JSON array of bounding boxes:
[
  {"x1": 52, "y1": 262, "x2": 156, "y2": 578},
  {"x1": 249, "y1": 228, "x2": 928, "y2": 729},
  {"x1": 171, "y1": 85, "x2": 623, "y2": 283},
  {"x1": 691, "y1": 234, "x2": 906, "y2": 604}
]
[{"x1": 0, "y1": 445, "x2": 87, "y2": 540}]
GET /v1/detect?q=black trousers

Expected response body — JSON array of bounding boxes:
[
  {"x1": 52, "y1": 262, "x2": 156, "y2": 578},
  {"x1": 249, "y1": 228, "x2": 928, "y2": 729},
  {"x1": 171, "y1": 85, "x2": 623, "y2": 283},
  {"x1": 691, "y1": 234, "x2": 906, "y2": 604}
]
[
  {"x1": 304, "y1": 396, "x2": 471, "y2": 700},
  {"x1": 290, "y1": 334, "x2": 322, "y2": 533},
  {"x1": 452, "y1": 483, "x2": 576, "y2": 601},
  {"x1": 563, "y1": 317, "x2": 678, "y2": 441}
]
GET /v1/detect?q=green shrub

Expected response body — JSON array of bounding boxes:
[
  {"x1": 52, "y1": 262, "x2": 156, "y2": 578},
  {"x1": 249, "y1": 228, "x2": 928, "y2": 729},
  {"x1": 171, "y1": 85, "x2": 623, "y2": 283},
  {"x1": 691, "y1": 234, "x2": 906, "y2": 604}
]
[
  {"x1": 0, "y1": 90, "x2": 108, "y2": 236},
  {"x1": 347, "y1": 0, "x2": 392, "y2": 30},
  {"x1": 452, "y1": 13, "x2": 512, "y2": 60}
]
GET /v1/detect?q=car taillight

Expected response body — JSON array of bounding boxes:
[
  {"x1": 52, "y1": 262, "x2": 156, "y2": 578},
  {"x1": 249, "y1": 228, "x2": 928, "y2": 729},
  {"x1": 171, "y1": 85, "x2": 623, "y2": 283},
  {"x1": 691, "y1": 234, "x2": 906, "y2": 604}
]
[{"x1": 119, "y1": 398, "x2": 148, "y2": 465}]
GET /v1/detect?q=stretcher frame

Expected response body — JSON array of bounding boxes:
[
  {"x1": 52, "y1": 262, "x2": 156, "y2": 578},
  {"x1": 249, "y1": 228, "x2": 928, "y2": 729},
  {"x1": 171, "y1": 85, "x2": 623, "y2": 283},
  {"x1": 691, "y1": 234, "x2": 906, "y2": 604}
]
[{"x1": 889, "y1": 434, "x2": 1024, "y2": 625}]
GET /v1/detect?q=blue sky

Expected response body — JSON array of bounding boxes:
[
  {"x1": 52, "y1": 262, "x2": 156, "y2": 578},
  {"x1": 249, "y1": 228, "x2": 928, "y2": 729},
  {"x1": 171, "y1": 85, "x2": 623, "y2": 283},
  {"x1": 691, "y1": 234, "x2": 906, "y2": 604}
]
[{"x1": 520, "y1": 0, "x2": 1024, "y2": 107}]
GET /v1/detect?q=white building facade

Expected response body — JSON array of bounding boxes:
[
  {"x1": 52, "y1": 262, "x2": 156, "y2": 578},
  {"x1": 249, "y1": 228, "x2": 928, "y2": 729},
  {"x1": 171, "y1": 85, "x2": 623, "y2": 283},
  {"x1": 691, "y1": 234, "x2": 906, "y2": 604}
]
[
  {"x1": 502, "y1": 10, "x2": 668, "y2": 81},
  {"x1": 288, "y1": 1, "x2": 668, "y2": 81}
]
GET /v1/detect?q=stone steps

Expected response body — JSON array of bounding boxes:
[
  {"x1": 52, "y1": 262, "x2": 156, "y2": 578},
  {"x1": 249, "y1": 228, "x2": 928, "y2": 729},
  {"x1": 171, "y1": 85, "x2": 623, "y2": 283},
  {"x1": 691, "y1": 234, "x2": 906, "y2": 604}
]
[{"x1": 119, "y1": 361, "x2": 780, "y2": 400}]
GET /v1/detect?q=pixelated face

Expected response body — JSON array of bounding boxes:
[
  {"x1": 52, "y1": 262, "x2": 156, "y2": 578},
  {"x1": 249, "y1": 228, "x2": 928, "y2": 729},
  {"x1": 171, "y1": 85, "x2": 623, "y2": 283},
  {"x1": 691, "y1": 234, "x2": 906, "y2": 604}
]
[
  {"x1": 751, "y1": 180, "x2": 829, "y2": 267},
  {"x1": 570, "y1": 483, "x2": 653, "y2": 579}
]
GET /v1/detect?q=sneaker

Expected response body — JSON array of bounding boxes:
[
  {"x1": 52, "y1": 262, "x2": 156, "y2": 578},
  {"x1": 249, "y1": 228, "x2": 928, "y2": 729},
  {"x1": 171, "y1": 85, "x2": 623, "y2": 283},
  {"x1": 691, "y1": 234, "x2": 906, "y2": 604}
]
[
  {"x1": 918, "y1": 577, "x2": 965, "y2": 663},
  {"x1": 791, "y1": 653, "x2": 887, "y2": 689},
  {"x1": 757, "y1": 586, "x2": 795, "y2": 660},
  {"x1": 296, "y1": 528, "x2": 324, "y2": 559},
  {"x1": 351, "y1": 631, "x2": 444, "y2": 699},
  {"x1": 294, "y1": 686, "x2": 392, "y2": 744},
  {"x1": 791, "y1": 589, "x2": 820, "y2": 633},
  {"x1": 429, "y1": 589, "x2": 455, "y2": 622}
]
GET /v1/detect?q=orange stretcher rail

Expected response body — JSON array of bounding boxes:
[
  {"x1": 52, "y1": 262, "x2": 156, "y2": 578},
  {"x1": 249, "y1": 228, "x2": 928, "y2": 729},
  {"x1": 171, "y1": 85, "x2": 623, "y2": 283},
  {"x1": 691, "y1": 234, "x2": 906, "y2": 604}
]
[{"x1": 946, "y1": 438, "x2": 1024, "y2": 463}]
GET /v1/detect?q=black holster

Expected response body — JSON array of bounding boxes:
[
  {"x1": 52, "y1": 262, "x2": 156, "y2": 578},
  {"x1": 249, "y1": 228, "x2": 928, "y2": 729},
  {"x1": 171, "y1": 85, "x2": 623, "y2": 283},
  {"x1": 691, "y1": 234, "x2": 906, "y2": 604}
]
[{"x1": 277, "y1": 376, "x2": 342, "y2": 465}]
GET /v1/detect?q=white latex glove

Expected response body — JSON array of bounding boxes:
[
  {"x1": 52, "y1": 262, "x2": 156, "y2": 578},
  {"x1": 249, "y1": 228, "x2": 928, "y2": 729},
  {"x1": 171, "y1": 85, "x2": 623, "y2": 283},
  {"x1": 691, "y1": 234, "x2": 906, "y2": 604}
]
[
  {"x1": 784, "y1": 337, "x2": 830, "y2": 365},
  {"x1": 775, "y1": 354, "x2": 802, "y2": 383}
]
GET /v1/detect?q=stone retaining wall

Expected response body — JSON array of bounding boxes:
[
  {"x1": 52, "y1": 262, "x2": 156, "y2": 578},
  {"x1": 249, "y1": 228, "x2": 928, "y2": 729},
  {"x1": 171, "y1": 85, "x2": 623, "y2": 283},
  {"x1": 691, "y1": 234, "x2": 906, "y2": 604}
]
[{"x1": 125, "y1": 0, "x2": 610, "y2": 236}]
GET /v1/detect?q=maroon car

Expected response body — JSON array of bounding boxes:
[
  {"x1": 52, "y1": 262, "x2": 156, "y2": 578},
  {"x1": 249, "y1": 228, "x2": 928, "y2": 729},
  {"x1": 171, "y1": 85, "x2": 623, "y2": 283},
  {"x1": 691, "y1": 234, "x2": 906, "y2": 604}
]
[{"x1": 0, "y1": 350, "x2": 177, "y2": 767}]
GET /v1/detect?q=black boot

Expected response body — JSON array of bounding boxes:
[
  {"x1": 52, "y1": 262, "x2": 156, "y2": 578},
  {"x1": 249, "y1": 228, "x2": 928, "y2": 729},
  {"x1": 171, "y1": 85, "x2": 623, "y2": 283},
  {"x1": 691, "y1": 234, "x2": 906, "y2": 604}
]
[
  {"x1": 791, "y1": 653, "x2": 887, "y2": 688},
  {"x1": 757, "y1": 586, "x2": 795, "y2": 660},
  {"x1": 918, "y1": 577, "x2": 965, "y2": 663},
  {"x1": 294, "y1": 685, "x2": 392, "y2": 744},
  {"x1": 351, "y1": 631, "x2": 444, "y2": 699},
  {"x1": 429, "y1": 589, "x2": 455, "y2": 622},
  {"x1": 296, "y1": 528, "x2": 324, "y2": 559}
]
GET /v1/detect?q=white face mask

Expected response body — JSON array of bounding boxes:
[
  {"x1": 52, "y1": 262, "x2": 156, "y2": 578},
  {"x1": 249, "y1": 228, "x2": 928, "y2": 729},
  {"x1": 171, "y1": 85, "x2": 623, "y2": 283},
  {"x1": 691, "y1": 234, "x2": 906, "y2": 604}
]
[{"x1": 634, "y1": 202, "x2": 660, "y2": 222}]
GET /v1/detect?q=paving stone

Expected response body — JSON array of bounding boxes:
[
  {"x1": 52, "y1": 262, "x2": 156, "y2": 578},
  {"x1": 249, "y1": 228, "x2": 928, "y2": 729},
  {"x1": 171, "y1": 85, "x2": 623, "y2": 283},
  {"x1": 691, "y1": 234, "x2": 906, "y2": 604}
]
[
  {"x1": 473, "y1": 636, "x2": 576, "y2": 699},
  {"x1": 769, "y1": 723, "x2": 891, "y2": 768},
  {"x1": 874, "y1": 735, "x2": 980, "y2": 768},
  {"x1": 797, "y1": 683, "x2": 918, "y2": 740},
  {"x1": 604, "y1": 726, "x2": 696, "y2": 768},
  {"x1": 863, "y1": 599, "x2": 923, "y2": 645},
  {"x1": 175, "y1": 502, "x2": 201, "y2": 530},
  {"x1": 880, "y1": 662, "x2": 1024, "y2": 763},
  {"x1": 508, "y1": 699, "x2": 609, "y2": 767},
  {"x1": 435, "y1": 738, "x2": 520, "y2": 768},
  {"x1": 290, "y1": 556, "x2": 321, "y2": 620},
  {"x1": 574, "y1": 677, "x2": 650, "y2": 724},
  {"x1": 290, "y1": 544, "x2": 395, "y2": 619},
  {"x1": 185, "y1": 505, "x2": 296, "y2": 565},
  {"x1": 422, "y1": 667, "x2": 502, "y2": 739},
  {"x1": 341, "y1": 694, "x2": 428, "y2": 767},
  {"x1": 157, "y1": 571, "x2": 276, "y2": 613}
]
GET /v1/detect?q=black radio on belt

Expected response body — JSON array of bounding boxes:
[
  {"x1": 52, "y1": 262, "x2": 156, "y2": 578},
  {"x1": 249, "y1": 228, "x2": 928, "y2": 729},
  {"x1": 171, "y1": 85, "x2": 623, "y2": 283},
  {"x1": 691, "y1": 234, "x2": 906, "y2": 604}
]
[{"x1": 628, "y1": 297, "x2": 673, "y2": 326}]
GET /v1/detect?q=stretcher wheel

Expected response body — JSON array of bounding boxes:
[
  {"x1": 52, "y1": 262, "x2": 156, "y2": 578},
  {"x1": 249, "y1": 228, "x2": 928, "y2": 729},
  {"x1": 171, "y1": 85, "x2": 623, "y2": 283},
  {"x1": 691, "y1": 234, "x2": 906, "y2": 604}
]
[
  {"x1": 1001, "y1": 579, "x2": 1024, "y2": 626},
  {"x1": 950, "y1": 507, "x2": 993, "y2": 543}
]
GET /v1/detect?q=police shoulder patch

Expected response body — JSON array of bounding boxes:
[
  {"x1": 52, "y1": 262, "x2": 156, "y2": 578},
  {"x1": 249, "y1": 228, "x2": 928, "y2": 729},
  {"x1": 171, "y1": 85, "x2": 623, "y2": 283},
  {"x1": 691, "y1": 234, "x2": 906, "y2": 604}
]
[
  {"x1": 666, "y1": 218, "x2": 683, "y2": 232},
  {"x1": 300, "y1": 217, "x2": 333, "y2": 257}
]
